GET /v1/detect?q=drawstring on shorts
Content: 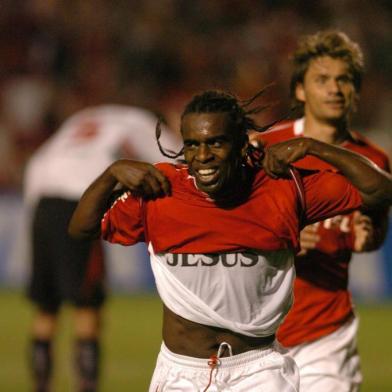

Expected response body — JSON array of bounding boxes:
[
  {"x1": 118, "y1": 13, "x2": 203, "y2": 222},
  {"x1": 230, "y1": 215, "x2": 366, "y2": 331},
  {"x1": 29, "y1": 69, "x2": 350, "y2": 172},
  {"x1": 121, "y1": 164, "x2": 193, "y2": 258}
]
[{"x1": 203, "y1": 342, "x2": 233, "y2": 392}]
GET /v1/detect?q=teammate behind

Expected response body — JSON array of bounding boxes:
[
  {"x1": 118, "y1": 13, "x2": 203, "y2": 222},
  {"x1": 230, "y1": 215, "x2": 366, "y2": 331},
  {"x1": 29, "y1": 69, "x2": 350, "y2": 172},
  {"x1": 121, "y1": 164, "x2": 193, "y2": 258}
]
[
  {"x1": 68, "y1": 90, "x2": 392, "y2": 391},
  {"x1": 258, "y1": 30, "x2": 390, "y2": 391},
  {"x1": 24, "y1": 105, "x2": 179, "y2": 392}
]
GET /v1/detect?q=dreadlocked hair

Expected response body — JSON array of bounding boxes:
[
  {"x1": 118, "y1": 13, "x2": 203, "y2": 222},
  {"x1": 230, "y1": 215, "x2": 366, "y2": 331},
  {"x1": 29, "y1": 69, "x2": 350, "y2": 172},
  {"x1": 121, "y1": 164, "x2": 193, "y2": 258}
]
[{"x1": 156, "y1": 86, "x2": 285, "y2": 159}]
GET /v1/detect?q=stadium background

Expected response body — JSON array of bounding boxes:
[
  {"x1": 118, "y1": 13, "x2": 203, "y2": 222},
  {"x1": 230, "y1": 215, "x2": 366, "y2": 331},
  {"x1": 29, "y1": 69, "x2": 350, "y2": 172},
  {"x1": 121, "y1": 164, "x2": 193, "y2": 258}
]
[{"x1": 0, "y1": 1, "x2": 391, "y2": 390}]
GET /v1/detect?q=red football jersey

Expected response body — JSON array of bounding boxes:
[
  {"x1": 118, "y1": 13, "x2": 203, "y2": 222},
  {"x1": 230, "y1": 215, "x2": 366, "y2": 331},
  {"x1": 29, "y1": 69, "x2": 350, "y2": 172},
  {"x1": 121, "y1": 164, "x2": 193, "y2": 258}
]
[
  {"x1": 102, "y1": 162, "x2": 362, "y2": 255},
  {"x1": 259, "y1": 119, "x2": 390, "y2": 346},
  {"x1": 100, "y1": 162, "x2": 361, "y2": 337}
]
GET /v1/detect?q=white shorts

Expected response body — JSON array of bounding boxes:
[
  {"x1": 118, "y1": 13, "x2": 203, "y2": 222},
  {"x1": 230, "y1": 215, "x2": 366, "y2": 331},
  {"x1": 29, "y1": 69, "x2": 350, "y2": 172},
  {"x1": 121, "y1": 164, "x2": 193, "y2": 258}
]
[
  {"x1": 149, "y1": 341, "x2": 299, "y2": 391},
  {"x1": 287, "y1": 316, "x2": 362, "y2": 392}
]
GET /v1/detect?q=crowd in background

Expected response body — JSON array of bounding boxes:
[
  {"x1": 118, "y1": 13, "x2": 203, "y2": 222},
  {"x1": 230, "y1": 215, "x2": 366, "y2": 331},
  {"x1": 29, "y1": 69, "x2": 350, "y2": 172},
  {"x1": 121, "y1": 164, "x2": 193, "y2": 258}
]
[{"x1": 1, "y1": 0, "x2": 391, "y2": 190}]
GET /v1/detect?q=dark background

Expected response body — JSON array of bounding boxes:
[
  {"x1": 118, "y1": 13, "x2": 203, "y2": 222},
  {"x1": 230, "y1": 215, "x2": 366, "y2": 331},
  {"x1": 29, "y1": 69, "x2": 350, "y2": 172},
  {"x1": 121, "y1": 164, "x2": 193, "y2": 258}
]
[{"x1": 0, "y1": 0, "x2": 391, "y2": 190}]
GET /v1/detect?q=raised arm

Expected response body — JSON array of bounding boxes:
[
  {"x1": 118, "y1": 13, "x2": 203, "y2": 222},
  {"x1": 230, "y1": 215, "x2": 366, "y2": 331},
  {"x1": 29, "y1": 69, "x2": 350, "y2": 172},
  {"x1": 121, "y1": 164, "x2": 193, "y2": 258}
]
[
  {"x1": 68, "y1": 159, "x2": 171, "y2": 240},
  {"x1": 263, "y1": 137, "x2": 392, "y2": 209}
]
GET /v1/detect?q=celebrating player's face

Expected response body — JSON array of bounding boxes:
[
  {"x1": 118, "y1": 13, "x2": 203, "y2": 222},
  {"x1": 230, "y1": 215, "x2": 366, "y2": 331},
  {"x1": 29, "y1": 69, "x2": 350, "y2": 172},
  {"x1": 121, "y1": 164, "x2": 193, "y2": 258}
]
[
  {"x1": 296, "y1": 56, "x2": 356, "y2": 124},
  {"x1": 181, "y1": 112, "x2": 244, "y2": 197}
]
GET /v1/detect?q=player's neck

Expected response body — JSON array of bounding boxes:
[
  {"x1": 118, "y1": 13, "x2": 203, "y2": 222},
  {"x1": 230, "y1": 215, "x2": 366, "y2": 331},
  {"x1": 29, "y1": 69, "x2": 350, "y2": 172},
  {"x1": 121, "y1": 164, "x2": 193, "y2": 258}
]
[
  {"x1": 211, "y1": 166, "x2": 254, "y2": 208},
  {"x1": 302, "y1": 116, "x2": 350, "y2": 145}
]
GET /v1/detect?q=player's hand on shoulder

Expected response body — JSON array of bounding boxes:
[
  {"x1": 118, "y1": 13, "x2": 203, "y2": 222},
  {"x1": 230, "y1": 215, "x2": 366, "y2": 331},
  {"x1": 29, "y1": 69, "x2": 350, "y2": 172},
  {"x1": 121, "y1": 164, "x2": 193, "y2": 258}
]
[
  {"x1": 263, "y1": 137, "x2": 312, "y2": 178},
  {"x1": 109, "y1": 159, "x2": 171, "y2": 199}
]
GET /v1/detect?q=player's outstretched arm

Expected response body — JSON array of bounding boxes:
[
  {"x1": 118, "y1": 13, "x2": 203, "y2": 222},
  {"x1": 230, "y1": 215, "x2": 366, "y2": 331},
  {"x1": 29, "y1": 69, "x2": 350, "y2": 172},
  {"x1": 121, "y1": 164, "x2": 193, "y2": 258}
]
[
  {"x1": 68, "y1": 159, "x2": 171, "y2": 240},
  {"x1": 263, "y1": 137, "x2": 392, "y2": 209}
]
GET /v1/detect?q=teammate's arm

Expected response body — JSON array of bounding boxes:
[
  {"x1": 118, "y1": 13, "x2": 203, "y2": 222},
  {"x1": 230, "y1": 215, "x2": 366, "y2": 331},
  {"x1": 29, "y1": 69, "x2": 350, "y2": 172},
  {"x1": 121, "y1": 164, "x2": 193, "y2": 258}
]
[
  {"x1": 68, "y1": 159, "x2": 170, "y2": 240},
  {"x1": 263, "y1": 137, "x2": 392, "y2": 209}
]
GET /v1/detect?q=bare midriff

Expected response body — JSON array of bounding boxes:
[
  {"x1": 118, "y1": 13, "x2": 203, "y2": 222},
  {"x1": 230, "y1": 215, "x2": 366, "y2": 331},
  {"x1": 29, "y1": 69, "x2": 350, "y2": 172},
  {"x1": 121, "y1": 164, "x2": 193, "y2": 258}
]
[{"x1": 162, "y1": 305, "x2": 275, "y2": 358}]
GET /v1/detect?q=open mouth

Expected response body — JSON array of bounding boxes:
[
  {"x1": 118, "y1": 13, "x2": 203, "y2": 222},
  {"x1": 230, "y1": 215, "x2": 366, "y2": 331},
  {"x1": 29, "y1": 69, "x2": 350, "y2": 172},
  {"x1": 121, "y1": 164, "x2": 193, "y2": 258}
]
[{"x1": 195, "y1": 167, "x2": 220, "y2": 185}]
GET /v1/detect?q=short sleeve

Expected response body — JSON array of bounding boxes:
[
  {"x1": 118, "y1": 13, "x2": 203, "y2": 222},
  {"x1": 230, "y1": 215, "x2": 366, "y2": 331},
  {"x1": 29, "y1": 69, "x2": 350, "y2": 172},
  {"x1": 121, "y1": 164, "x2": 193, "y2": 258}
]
[
  {"x1": 303, "y1": 170, "x2": 363, "y2": 225},
  {"x1": 101, "y1": 191, "x2": 145, "y2": 245}
]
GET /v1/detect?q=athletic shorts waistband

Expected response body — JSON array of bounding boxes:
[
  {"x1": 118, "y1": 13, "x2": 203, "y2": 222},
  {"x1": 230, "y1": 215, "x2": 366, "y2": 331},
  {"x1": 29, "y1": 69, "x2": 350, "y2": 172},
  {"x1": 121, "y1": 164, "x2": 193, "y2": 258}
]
[{"x1": 159, "y1": 340, "x2": 277, "y2": 369}]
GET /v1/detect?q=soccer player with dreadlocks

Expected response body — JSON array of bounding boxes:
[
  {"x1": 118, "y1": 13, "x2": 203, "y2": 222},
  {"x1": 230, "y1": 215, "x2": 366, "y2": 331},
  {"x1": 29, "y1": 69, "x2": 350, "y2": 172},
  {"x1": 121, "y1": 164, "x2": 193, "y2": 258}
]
[{"x1": 68, "y1": 89, "x2": 392, "y2": 391}]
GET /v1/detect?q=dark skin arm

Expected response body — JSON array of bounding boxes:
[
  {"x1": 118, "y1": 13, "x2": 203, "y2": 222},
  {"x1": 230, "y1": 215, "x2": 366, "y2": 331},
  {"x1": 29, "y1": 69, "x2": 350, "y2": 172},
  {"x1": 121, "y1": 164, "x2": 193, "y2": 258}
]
[
  {"x1": 68, "y1": 159, "x2": 171, "y2": 240},
  {"x1": 263, "y1": 137, "x2": 392, "y2": 209},
  {"x1": 260, "y1": 137, "x2": 390, "y2": 255}
]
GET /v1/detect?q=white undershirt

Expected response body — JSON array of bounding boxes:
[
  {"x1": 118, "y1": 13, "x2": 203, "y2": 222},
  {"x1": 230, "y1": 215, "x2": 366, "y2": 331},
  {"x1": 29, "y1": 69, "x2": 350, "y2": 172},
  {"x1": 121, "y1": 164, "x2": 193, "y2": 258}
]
[{"x1": 149, "y1": 243, "x2": 295, "y2": 337}]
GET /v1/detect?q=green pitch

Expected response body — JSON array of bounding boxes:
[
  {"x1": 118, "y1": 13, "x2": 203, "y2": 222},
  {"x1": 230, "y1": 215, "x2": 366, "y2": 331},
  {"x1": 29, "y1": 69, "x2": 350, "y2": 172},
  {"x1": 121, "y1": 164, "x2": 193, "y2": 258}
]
[{"x1": 0, "y1": 290, "x2": 391, "y2": 391}]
